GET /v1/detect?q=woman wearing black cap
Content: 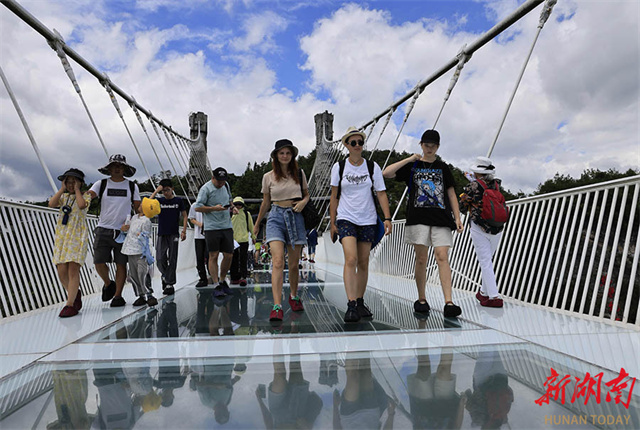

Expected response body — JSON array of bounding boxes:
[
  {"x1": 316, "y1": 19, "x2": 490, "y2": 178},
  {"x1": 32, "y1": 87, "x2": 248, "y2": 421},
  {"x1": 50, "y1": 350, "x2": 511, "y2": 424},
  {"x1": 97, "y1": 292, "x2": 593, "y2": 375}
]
[
  {"x1": 253, "y1": 139, "x2": 310, "y2": 322},
  {"x1": 48, "y1": 168, "x2": 92, "y2": 317}
]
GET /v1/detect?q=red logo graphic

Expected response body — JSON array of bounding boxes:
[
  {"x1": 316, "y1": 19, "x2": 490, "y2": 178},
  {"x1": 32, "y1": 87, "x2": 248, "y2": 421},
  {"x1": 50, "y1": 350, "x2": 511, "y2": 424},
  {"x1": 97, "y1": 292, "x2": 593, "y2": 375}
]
[{"x1": 535, "y1": 368, "x2": 636, "y2": 409}]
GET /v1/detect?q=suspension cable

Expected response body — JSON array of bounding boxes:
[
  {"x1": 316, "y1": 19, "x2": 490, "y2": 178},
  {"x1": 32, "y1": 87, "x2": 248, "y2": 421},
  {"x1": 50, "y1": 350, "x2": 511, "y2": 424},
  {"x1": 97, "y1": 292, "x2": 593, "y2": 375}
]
[
  {"x1": 487, "y1": 0, "x2": 557, "y2": 157},
  {"x1": 0, "y1": 65, "x2": 57, "y2": 193},
  {"x1": 129, "y1": 98, "x2": 166, "y2": 178},
  {"x1": 381, "y1": 87, "x2": 423, "y2": 171},
  {"x1": 179, "y1": 136, "x2": 207, "y2": 185},
  {"x1": 367, "y1": 109, "x2": 395, "y2": 159},
  {"x1": 101, "y1": 77, "x2": 155, "y2": 187},
  {"x1": 162, "y1": 127, "x2": 198, "y2": 194},
  {"x1": 185, "y1": 136, "x2": 210, "y2": 183},
  {"x1": 49, "y1": 32, "x2": 109, "y2": 159},
  {"x1": 148, "y1": 115, "x2": 196, "y2": 202}
]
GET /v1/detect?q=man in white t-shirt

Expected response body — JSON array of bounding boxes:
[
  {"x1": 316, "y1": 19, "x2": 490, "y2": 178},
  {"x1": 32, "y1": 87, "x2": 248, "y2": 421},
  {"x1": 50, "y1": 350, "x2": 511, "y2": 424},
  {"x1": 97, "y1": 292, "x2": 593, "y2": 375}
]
[{"x1": 88, "y1": 154, "x2": 141, "y2": 307}]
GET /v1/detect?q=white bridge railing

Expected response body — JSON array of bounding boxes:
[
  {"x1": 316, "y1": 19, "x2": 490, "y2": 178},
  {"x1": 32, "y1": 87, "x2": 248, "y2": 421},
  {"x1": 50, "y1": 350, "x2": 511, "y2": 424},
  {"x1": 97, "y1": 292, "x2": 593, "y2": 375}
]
[
  {"x1": 0, "y1": 199, "x2": 195, "y2": 319},
  {"x1": 323, "y1": 175, "x2": 640, "y2": 326}
]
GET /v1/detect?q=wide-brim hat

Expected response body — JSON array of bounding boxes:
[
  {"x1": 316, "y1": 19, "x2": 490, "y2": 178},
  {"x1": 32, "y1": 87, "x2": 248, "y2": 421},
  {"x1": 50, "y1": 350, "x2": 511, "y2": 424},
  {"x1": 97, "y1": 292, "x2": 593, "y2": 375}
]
[
  {"x1": 341, "y1": 127, "x2": 366, "y2": 145},
  {"x1": 233, "y1": 196, "x2": 245, "y2": 205},
  {"x1": 57, "y1": 168, "x2": 85, "y2": 183},
  {"x1": 271, "y1": 139, "x2": 298, "y2": 159},
  {"x1": 98, "y1": 154, "x2": 136, "y2": 177},
  {"x1": 470, "y1": 156, "x2": 495, "y2": 175}
]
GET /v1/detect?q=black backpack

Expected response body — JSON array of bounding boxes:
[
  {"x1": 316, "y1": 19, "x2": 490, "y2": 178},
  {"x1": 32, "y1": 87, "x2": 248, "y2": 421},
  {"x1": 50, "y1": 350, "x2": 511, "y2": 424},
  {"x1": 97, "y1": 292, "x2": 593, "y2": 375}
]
[
  {"x1": 337, "y1": 159, "x2": 377, "y2": 201},
  {"x1": 97, "y1": 179, "x2": 136, "y2": 213}
]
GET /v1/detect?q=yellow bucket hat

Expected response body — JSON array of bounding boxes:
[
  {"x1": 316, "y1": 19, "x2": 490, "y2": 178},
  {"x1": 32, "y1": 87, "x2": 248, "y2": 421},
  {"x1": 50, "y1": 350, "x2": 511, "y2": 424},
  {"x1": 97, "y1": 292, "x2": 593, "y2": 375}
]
[{"x1": 141, "y1": 197, "x2": 161, "y2": 218}]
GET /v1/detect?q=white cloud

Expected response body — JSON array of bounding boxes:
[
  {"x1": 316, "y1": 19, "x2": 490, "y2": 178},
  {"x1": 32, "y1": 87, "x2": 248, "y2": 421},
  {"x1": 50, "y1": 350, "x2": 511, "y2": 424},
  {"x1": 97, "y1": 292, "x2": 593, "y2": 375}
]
[
  {"x1": 0, "y1": 0, "x2": 638, "y2": 203},
  {"x1": 230, "y1": 11, "x2": 288, "y2": 53}
]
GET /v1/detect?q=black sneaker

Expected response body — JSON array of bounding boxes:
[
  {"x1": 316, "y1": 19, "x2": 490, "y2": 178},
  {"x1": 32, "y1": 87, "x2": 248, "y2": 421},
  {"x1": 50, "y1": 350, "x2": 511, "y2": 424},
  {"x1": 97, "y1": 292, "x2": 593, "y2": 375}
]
[
  {"x1": 443, "y1": 302, "x2": 462, "y2": 318},
  {"x1": 133, "y1": 296, "x2": 147, "y2": 306},
  {"x1": 146, "y1": 296, "x2": 158, "y2": 306},
  {"x1": 219, "y1": 280, "x2": 232, "y2": 295},
  {"x1": 110, "y1": 296, "x2": 126, "y2": 307},
  {"x1": 414, "y1": 300, "x2": 431, "y2": 314},
  {"x1": 356, "y1": 298, "x2": 373, "y2": 318},
  {"x1": 195, "y1": 279, "x2": 208, "y2": 288},
  {"x1": 163, "y1": 286, "x2": 175, "y2": 295},
  {"x1": 344, "y1": 301, "x2": 360, "y2": 323},
  {"x1": 101, "y1": 280, "x2": 116, "y2": 302}
]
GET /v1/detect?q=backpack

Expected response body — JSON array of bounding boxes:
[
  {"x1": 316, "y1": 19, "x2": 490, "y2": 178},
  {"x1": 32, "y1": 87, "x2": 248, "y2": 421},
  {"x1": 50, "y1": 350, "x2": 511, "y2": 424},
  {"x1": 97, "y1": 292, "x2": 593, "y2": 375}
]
[
  {"x1": 98, "y1": 179, "x2": 136, "y2": 206},
  {"x1": 337, "y1": 159, "x2": 376, "y2": 200},
  {"x1": 476, "y1": 179, "x2": 509, "y2": 227}
]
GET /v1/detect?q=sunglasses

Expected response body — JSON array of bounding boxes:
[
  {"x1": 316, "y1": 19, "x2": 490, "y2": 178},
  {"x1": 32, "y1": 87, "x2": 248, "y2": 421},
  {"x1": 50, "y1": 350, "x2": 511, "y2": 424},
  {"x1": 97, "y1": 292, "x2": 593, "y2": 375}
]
[{"x1": 348, "y1": 139, "x2": 365, "y2": 147}]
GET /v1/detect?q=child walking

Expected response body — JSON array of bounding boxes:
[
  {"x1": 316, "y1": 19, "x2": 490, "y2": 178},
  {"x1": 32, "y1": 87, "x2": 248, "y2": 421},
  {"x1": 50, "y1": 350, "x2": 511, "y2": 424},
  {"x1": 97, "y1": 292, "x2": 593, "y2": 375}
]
[
  {"x1": 49, "y1": 168, "x2": 92, "y2": 318},
  {"x1": 121, "y1": 198, "x2": 159, "y2": 307}
]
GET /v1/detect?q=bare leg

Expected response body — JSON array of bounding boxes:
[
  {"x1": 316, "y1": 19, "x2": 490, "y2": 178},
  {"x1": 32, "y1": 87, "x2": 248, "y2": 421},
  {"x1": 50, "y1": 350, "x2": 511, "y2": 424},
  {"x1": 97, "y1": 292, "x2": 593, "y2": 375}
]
[
  {"x1": 413, "y1": 245, "x2": 429, "y2": 302},
  {"x1": 95, "y1": 263, "x2": 111, "y2": 286},
  {"x1": 209, "y1": 251, "x2": 220, "y2": 284},
  {"x1": 434, "y1": 247, "x2": 453, "y2": 303},
  {"x1": 114, "y1": 263, "x2": 127, "y2": 297},
  {"x1": 219, "y1": 252, "x2": 233, "y2": 281},
  {"x1": 355, "y1": 241, "x2": 372, "y2": 298},
  {"x1": 269, "y1": 241, "x2": 285, "y2": 306},
  {"x1": 287, "y1": 244, "x2": 302, "y2": 297},
  {"x1": 341, "y1": 237, "x2": 359, "y2": 301},
  {"x1": 66, "y1": 262, "x2": 81, "y2": 307}
]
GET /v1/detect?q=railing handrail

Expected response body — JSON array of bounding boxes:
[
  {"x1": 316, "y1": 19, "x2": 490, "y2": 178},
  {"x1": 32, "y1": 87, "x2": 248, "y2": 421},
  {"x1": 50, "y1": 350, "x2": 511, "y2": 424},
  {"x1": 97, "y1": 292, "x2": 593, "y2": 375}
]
[{"x1": 507, "y1": 175, "x2": 640, "y2": 205}]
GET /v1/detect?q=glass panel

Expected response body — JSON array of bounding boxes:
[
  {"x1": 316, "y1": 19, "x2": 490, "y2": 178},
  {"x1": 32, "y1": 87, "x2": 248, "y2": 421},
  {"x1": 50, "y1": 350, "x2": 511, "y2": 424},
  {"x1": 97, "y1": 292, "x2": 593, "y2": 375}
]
[
  {"x1": 1, "y1": 344, "x2": 638, "y2": 429},
  {"x1": 81, "y1": 268, "x2": 479, "y2": 343}
]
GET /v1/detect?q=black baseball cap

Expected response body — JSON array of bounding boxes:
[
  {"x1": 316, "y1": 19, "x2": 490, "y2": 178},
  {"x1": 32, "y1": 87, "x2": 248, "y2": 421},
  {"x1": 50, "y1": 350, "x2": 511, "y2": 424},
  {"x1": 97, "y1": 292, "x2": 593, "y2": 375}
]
[
  {"x1": 212, "y1": 167, "x2": 228, "y2": 181},
  {"x1": 420, "y1": 129, "x2": 440, "y2": 145}
]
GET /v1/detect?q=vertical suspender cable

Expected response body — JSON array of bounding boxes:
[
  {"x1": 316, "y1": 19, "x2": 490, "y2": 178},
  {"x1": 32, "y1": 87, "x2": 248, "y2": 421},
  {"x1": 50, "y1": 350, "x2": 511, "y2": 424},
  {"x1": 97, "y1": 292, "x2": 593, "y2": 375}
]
[
  {"x1": 367, "y1": 109, "x2": 395, "y2": 160},
  {"x1": 130, "y1": 98, "x2": 166, "y2": 176},
  {"x1": 149, "y1": 115, "x2": 196, "y2": 202},
  {"x1": 49, "y1": 33, "x2": 109, "y2": 159},
  {"x1": 382, "y1": 87, "x2": 423, "y2": 171},
  {"x1": 487, "y1": 0, "x2": 557, "y2": 157},
  {"x1": 101, "y1": 78, "x2": 156, "y2": 187},
  {"x1": 183, "y1": 135, "x2": 209, "y2": 184},
  {"x1": 0, "y1": 65, "x2": 57, "y2": 193}
]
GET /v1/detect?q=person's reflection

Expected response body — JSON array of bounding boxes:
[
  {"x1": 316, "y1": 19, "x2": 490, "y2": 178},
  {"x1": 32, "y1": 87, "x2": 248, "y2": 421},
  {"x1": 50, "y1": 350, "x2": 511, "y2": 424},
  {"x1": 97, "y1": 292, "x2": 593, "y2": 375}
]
[
  {"x1": 92, "y1": 366, "x2": 140, "y2": 429},
  {"x1": 157, "y1": 297, "x2": 178, "y2": 338},
  {"x1": 47, "y1": 370, "x2": 91, "y2": 429},
  {"x1": 464, "y1": 350, "x2": 514, "y2": 429},
  {"x1": 191, "y1": 294, "x2": 240, "y2": 424},
  {"x1": 256, "y1": 343, "x2": 323, "y2": 428},
  {"x1": 407, "y1": 349, "x2": 465, "y2": 429},
  {"x1": 190, "y1": 356, "x2": 241, "y2": 425},
  {"x1": 195, "y1": 292, "x2": 214, "y2": 336},
  {"x1": 333, "y1": 353, "x2": 396, "y2": 429}
]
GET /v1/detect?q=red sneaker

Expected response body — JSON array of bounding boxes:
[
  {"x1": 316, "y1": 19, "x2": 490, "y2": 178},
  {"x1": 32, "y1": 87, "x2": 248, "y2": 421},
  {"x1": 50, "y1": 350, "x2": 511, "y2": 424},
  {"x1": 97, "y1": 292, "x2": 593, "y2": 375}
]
[
  {"x1": 239, "y1": 279, "x2": 247, "y2": 286},
  {"x1": 481, "y1": 297, "x2": 504, "y2": 308},
  {"x1": 269, "y1": 307, "x2": 283, "y2": 321},
  {"x1": 475, "y1": 291, "x2": 489, "y2": 303},
  {"x1": 59, "y1": 305, "x2": 78, "y2": 318},
  {"x1": 73, "y1": 290, "x2": 82, "y2": 311},
  {"x1": 289, "y1": 296, "x2": 304, "y2": 312}
]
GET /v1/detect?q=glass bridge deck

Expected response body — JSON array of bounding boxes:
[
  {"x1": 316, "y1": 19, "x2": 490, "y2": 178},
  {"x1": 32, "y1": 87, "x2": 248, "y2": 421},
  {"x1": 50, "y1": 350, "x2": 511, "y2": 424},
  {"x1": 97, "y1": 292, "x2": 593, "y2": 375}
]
[{"x1": 1, "y1": 264, "x2": 638, "y2": 429}]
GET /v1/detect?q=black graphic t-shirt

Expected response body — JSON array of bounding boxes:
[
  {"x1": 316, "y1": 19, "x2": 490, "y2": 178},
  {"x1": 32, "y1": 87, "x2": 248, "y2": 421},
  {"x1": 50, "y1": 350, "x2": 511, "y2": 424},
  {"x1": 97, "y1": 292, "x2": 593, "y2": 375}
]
[
  {"x1": 157, "y1": 196, "x2": 186, "y2": 236},
  {"x1": 395, "y1": 159, "x2": 456, "y2": 229}
]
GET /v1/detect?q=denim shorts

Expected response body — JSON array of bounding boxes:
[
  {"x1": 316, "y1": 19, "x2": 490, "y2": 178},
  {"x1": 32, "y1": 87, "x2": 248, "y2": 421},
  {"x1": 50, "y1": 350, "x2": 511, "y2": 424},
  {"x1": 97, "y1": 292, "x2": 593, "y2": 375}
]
[
  {"x1": 336, "y1": 220, "x2": 377, "y2": 243},
  {"x1": 266, "y1": 205, "x2": 307, "y2": 246}
]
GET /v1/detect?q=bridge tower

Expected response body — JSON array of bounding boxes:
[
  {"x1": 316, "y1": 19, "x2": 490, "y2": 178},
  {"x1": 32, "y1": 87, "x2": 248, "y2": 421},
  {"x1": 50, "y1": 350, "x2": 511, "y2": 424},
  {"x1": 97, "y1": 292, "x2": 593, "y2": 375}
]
[
  {"x1": 189, "y1": 111, "x2": 208, "y2": 192},
  {"x1": 312, "y1": 110, "x2": 335, "y2": 197}
]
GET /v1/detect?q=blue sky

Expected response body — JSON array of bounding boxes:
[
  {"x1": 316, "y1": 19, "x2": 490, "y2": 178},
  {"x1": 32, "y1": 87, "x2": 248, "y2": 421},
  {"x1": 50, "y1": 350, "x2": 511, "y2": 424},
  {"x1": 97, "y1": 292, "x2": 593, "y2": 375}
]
[{"x1": 0, "y1": 0, "x2": 638, "y2": 201}]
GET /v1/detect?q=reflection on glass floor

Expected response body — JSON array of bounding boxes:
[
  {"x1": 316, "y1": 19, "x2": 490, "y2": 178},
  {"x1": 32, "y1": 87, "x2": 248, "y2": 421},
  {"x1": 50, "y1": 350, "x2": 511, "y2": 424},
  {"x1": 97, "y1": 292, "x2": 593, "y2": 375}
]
[
  {"x1": 1, "y1": 266, "x2": 639, "y2": 429},
  {"x1": 2, "y1": 345, "x2": 638, "y2": 429},
  {"x1": 81, "y1": 269, "x2": 478, "y2": 343}
]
